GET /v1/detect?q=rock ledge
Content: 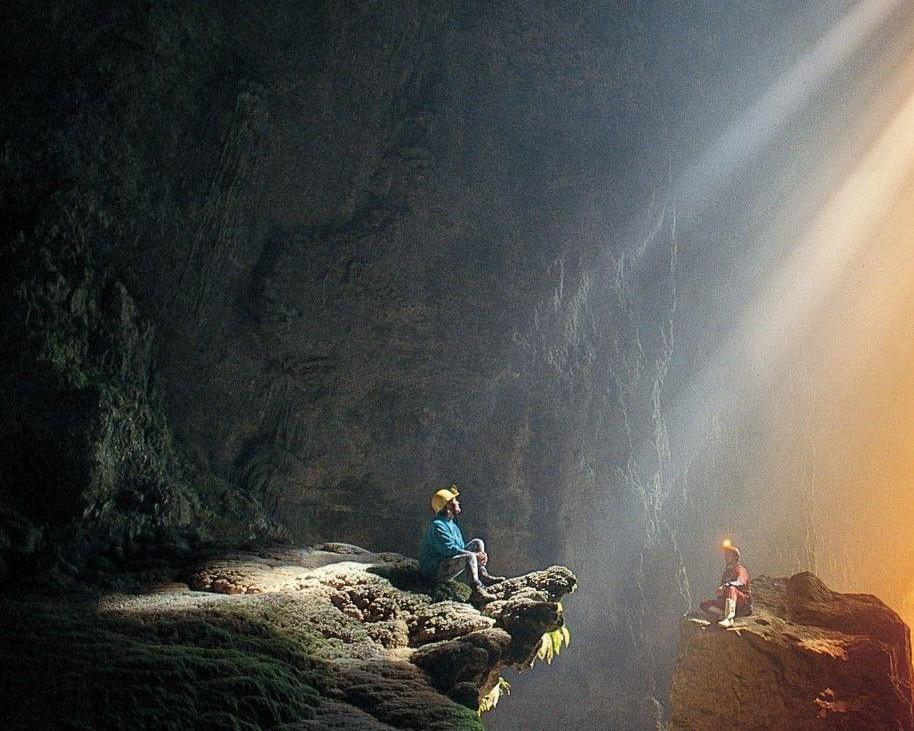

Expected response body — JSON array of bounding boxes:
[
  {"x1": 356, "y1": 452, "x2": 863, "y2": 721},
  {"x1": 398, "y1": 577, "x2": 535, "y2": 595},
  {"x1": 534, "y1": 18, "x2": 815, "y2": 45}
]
[
  {"x1": 1, "y1": 543, "x2": 575, "y2": 730},
  {"x1": 671, "y1": 572, "x2": 914, "y2": 730}
]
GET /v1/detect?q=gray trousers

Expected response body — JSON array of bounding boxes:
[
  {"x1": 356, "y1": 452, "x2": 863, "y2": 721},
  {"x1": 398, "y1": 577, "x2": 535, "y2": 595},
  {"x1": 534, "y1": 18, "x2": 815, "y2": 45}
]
[{"x1": 435, "y1": 538, "x2": 486, "y2": 585}]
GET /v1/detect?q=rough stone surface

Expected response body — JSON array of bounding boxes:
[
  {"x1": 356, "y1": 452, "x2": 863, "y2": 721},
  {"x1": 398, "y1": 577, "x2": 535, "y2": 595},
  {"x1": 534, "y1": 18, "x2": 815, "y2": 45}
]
[
  {"x1": 0, "y1": 7, "x2": 678, "y2": 721},
  {"x1": 670, "y1": 573, "x2": 914, "y2": 730},
  {"x1": 1, "y1": 544, "x2": 576, "y2": 730},
  {"x1": 412, "y1": 601, "x2": 497, "y2": 645}
]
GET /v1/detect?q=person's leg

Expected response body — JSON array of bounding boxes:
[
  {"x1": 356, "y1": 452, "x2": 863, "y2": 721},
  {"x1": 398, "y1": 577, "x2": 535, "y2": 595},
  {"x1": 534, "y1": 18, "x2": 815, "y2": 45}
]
[
  {"x1": 700, "y1": 597, "x2": 724, "y2": 617},
  {"x1": 735, "y1": 589, "x2": 752, "y2": 616},
  {"x1": 435, "y1": 554, "x2": 468, "y2": 582},
  {"x1": 436, "y1": 551, "x2": 486, "y2": 587},
  {"x1": 465, "y1": 538, "x2": 505, "y2": 585},
  {"x1": 435, "y1": 549, "x2": 494, "y2": 602},
  {"x1": 717, "y1": 586, "x2": 738, "y2": 627},
  {"x1": 463, "y1": 551, "x2": 481, "y2": 586}
]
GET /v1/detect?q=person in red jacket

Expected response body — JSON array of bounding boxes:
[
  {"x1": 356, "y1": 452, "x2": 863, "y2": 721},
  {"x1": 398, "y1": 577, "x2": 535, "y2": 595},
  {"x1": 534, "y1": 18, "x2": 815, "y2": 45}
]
[{"x1": 700, "y1": 540, "x2": 752, "y2": 627}]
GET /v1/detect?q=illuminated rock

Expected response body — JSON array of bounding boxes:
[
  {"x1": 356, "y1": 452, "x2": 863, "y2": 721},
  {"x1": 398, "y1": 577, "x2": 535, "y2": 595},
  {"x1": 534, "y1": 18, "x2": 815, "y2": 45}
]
[
  {"x1": 670, "y1": 573, "x2": 914, "y2": 730},
  {"x1": 1, "y1": 544, "x2": 575, "y2": 728},
  {"x1": 187, "y1": 545, "x2": 575, "y2": 717}
]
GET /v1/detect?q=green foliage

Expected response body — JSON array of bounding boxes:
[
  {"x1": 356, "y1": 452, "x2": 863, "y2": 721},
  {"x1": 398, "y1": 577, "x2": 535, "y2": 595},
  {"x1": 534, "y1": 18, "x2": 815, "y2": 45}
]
[
  {"x1": 533, "y1": 625, "x2": 571, "y2": 666},
  {"x1": 478, "y1": 676, "x2": 511, "y2": 716}
]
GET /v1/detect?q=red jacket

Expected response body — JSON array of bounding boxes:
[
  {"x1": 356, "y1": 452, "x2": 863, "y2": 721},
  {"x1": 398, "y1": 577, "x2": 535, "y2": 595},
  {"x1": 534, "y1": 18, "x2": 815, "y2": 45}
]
[{"x1": 721, "y1": 563, "x2": 751, "y2": 595}]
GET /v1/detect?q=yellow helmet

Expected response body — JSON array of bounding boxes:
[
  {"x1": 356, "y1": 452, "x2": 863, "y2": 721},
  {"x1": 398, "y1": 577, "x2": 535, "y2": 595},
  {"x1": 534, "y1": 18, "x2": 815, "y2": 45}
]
[{"x1": 431, "y1": 484, "x2": 460, "y2": 513}]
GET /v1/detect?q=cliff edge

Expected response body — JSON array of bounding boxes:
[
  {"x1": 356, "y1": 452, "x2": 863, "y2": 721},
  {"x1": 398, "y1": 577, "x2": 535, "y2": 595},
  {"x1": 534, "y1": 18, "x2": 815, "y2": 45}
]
[
  {"x1": 671, "y1": 572, "x2": 913, "y2": 730},
  {"x1": 1, "y1": 544, "x2": 575, "y2": 729}
]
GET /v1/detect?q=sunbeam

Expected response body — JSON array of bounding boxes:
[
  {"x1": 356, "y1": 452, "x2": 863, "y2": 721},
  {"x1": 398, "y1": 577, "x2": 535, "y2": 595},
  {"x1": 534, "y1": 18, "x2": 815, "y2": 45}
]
[{"x1": 677, "y1": 0, "x2": 905, "y2": 211}]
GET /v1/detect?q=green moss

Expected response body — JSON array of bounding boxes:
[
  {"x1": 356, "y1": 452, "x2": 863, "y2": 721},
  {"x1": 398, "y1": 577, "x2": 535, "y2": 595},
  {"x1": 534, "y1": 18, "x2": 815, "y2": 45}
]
[
  {"x1": 430, "y1": 578, "x2": 472, "y2": 603},
  {"x1": 3, "y1": 597, "x2": 318, "y2": 729},
  {"x1": 0, "y1": 589, "x2": 482, "y2": 731}
]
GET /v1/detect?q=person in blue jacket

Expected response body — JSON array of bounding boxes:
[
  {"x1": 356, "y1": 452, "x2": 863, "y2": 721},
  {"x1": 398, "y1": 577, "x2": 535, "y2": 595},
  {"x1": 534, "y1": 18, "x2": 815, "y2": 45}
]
[{"x1": 419, "y1": 484, "x2": 505, "y2": 603}]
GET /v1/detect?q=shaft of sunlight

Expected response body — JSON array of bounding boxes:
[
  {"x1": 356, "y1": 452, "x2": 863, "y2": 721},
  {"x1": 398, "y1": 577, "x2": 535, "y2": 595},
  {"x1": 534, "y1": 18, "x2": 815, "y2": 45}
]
[
  {"x1": 676, "y1": 0, "x2": 903, "y2": 212},
  {"x1": 666, "y1": 46, "x2": 914, "y2": 497}
]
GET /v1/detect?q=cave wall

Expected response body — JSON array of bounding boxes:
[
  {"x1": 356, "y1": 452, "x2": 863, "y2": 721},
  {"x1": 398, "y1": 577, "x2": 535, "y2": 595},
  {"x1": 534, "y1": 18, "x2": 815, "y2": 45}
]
[
  {"x1": 4, "y1": 0, "x2": 666, "y2": 562},
  {"x1": 2, "y1": 1, "x2": 877, "y2": 728}
]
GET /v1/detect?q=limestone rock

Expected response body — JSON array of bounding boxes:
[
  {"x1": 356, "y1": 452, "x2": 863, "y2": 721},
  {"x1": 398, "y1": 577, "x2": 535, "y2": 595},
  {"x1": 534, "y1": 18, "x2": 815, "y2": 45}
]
[
  {"x1": 485, "y1": 565, "x2": 578, "y2": 603},
  {"x1": 412, "y1": 628, "x2": 513, "y2": 698},
  {"x1": 364, "y1": 619, "x2": 411, "y2": 649},
  {"x1": 179, "y1": 545, "x2": 577, "y2": 720},
  {"x1": 670, "y1": 573, "x2": 914, "y2": 730},
  {"x1": 408, "y1": 564, "x2": 575, "y2": 708},
  {"x1": 411, "y1": 601, "x2": 497, "y2": 644},
  {"x1": 2, "y1": 543, "x2": 577, "y2": 728}
]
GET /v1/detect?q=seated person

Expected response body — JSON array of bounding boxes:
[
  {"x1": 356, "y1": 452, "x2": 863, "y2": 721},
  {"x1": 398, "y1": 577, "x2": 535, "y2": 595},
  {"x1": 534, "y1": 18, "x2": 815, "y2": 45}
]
[
  {"x1": 419, "y1": 485, "x2": 504, "y2": 603},
  {"x1": 700, "y1": 540, "x2": 752, "y2": 628}
]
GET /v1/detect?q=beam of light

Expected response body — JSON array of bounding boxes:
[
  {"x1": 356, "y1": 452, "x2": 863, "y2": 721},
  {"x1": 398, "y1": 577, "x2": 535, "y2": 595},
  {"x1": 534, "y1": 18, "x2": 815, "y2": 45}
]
[
  {"x1": 612, "y1": 0, "x2": 906, "y2": 268},
  {"x1": 607, "y1": 0, "x2": 909, "y2": 289},
  {"x1": 675, "y1": 0, "x2": 904, "y2": 214},
  {"x1": 793, "y1": 179, "x2": 914, "y2": 627},
  {"x1": 739, "y1": 84, "x2": 914, "y2": 370},
  {"x1": 527, "y1": 8, "x2": 914, "y2": 723},
  {"x1": 666, "y1": 57, "x2": 914, "y2": 498},
  {"x1": 573, "y1": 1, "x2": 914, "y2": 571}
]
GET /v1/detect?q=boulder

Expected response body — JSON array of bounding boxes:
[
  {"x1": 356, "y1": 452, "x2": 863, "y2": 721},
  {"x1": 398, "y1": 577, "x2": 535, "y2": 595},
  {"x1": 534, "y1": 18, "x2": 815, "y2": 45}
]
[{"x1": 670, "y1": 573, "x2": 914, "y2": 730}]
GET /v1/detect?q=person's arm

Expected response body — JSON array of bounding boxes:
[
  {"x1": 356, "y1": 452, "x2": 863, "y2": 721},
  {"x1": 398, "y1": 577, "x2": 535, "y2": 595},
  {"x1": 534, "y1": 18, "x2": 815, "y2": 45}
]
[
  {"x1": 434, "y1": 523, "x2": 472, "y2": 556},
  {"x1": 724, "y1": 567, "x2": 749, "y2": 587}
]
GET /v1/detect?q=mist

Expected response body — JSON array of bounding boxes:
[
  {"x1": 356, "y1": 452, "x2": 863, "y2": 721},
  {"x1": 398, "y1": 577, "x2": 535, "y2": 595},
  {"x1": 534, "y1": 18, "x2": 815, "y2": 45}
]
[{"x1": 490, "y1": 1, "x2": 914, "y2": 727}]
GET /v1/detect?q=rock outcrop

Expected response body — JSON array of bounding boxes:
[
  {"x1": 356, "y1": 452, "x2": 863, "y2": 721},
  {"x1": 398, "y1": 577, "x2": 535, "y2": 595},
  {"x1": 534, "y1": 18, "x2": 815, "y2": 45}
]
[
  {"x1": 1, "y1": 544, "x2": 575, "y2": 730},
  {"x1": 188, "y1": 544, "x2": 576, "y2": 710},
  {"x1": 670, "y1": 573, "x2": 914, "y2": 730}
]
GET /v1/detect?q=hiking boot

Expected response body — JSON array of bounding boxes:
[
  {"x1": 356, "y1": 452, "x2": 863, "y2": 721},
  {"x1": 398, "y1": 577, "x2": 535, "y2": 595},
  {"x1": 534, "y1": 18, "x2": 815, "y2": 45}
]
[{"x1": 470, "y1": 586, "x2": 496, "y2": 604}]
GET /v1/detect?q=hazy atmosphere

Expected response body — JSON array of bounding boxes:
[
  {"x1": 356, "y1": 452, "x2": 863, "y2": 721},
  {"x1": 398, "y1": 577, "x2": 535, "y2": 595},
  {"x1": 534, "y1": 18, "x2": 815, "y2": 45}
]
[{"x1": 3, "y1": 1, "x2": 914, "y2": 729}]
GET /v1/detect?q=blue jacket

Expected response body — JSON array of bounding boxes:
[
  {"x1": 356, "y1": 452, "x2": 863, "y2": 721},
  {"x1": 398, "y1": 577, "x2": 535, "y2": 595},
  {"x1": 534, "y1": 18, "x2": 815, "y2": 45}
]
[{"x1": 419, "y1": 514, "x2": 467, "y2": 578}]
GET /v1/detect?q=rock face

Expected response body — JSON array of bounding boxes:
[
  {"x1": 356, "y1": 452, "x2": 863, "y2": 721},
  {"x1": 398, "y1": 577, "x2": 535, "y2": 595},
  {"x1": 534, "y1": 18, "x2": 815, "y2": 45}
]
[
  {"x1": 670, "y1": 573, "x2": 914, "y2": 730},
  {"x1": 7, "y1": 2, "x2": 898, "y2": 728},
  {"x1": 1, "y1": 544, "x2": 575, "y2": 730},
  {"x1": 0, "y1": 4, "x2": 686, "y2": 724}
]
